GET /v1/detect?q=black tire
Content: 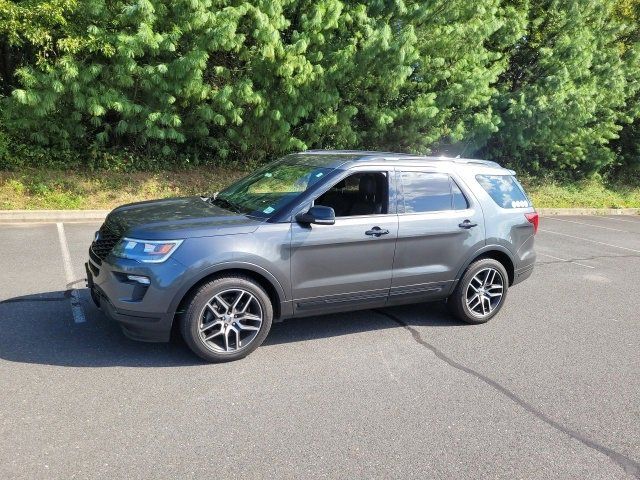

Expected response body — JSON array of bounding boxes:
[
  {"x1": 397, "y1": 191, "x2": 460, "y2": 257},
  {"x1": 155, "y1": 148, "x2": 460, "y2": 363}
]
[
  {"x1": 180, "y1": 275, "x2": 273, "y2": 362},
  {"x1": 447, "y1": 258, "x2": 509, "y2": 324}
]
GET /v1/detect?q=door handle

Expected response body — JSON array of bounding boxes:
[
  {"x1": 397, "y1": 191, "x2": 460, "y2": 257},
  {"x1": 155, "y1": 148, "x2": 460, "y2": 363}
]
[
  {"x1": 365, "y1": 226, "x2": 390, "y2": 237},
  {"x1": 458, "y1": 220, "x2": 478, "y2": 229}
]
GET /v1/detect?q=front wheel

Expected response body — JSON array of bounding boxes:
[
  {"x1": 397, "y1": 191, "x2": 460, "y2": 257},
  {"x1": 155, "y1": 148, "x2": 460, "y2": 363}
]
[
  {"x1": 448, "y1": 258, "x2": 509, "y2": 324},
  {"x1": 180, "y1": 275, "x2": 273, "y2": 362}
]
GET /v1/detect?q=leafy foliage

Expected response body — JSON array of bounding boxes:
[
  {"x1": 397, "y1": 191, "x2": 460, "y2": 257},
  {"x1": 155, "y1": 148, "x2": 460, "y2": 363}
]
[
  {"x1": 0, "y1": 0, "x2": 79, "y2": 94},
  {"x1": 611, "y1": 0, "x2": 640, "y2": 178},
  {"x1": 485, "y1": 0, "x2": 640, "y2": 176},
  {"x1": 0, "y1": 0, "x2": 638, "y2": 176}
]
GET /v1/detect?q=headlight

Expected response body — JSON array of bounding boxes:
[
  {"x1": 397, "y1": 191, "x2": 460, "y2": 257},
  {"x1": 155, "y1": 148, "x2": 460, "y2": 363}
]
[{"x1": 112, "y1": 238, "x2": 183, "y2": 263}]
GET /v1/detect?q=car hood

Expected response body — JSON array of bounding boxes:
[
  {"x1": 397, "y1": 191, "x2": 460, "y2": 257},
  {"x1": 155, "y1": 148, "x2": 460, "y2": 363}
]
[{"x1": 104, "y1": 197, "x2": 262, "y2": 240}]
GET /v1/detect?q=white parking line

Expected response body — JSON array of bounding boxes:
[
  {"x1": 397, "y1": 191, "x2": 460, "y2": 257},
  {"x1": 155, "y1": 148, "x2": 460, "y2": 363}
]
[
  {"x1": 544, "y1": 217, "x2": 629, "y2": 232},
  {"x1": 599, "y1": 216, "x2": 640, "y2": 224},
  {"x1": 56, "y1": 222, "x2": 86, "y2": 324},
  {"x1": 539, "y1": 228, "x2": 640, "y2": 254},
  {"x1": 537, "y1": 252, "x2": 594, "y2": 269}
]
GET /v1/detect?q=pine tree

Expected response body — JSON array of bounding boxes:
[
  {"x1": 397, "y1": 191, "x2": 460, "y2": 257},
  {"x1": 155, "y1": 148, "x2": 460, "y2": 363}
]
[
  {"x1": 485, "y1": 0, "x2": 640, "y2": 176},
  {"x1": 5, "y1": 1, "x2": 425, "y2": 160},
  {"x1": 372, "y1": 0, "x2": 526, "y2": 156},
  {"x1": 2, "y1": 0, "x2": 639, "y2": 176},
  {"x1": 0, "y1": 0, "x2": 79, "y2": 95},
  {"x1": 612, "y1": 0, "x2": 640, "y2": 175}
]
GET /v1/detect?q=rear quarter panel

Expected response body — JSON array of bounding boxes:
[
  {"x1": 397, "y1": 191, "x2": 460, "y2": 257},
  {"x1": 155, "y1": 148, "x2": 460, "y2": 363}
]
[{"x1": 457, "y1": 169, "x2": 537, "y2": 273}]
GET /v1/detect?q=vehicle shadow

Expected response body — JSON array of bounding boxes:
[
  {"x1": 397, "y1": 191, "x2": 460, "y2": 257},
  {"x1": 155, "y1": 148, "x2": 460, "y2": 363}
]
[{"x1": 0, "y1": 288, "x2": 463, "y2": 368}]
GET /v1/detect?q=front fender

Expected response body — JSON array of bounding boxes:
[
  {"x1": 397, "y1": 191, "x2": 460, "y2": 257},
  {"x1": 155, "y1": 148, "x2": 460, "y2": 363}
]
[
  {"x1": 166, "y1": 260, "x2": 289, "y2": 317},
  {"x1": 167, "y1": 227, "x2": 292, "y2": 318}
]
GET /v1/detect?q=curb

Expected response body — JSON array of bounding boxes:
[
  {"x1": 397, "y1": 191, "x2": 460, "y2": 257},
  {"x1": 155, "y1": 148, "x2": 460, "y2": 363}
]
[
  {"x1": 0, "y1": 210, "x2": 109, "y2": 223},
  {"x1": 537, "y1": 208, "x2": 639, "y2": 216},
  {"x1": 0, "y1": 208, "x2": 638, "y2": 223}
]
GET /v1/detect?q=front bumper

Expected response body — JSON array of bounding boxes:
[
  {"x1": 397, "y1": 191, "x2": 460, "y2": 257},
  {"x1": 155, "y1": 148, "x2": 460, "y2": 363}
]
[
  {"x1": 86, "y1": 252, "x2": 187, "y2": 342},
  {"x1": 89, "y1": 281, "x2": 174, "y2": 342}
]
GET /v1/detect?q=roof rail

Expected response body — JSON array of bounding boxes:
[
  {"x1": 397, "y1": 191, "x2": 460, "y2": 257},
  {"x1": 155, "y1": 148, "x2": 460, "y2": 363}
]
[
  {"x1": 303, "y1": 149, "x2": 400, "y2": 156},
  {"x1": 297, "y1": 149, "x2": 505, "y2": 169}
]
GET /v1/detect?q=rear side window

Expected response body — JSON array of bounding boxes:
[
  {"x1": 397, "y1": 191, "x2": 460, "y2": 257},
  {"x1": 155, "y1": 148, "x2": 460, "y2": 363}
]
[
  {"x1": 401, "y1": 172, "x2": 452, "y2": 213},
  {"x1": 451, "y1": 179, "x2": 469, "y2": 210},
  {"x1": 476, "y1": 175, "x2": 530, "y2": 209}
]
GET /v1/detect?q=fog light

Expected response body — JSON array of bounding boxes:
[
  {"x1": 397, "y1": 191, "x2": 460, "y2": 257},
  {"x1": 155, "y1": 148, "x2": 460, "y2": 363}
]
[{"x1": 127, "y1": 275, "x2": 150, "y2": 285}]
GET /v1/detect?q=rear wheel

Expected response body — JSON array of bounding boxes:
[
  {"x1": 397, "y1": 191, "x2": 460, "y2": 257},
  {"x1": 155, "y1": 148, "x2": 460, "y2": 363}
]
[
  {"x1": 448, "y1": 258, "x2": 508, "y2": 324},
  {"x1": 180, "y1": 275, "x2": 273, "y2": 362}
]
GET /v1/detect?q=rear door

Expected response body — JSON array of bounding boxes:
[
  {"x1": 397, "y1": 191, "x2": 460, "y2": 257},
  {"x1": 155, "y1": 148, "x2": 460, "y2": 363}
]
[{"x1": 390, "y1": 169, "x2": 485, "y2": 301}]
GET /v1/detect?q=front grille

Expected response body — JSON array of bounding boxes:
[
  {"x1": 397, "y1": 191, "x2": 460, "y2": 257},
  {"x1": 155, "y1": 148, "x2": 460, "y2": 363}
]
[{"x1": 90, "y1": 223, "x2": 122, "y2": 262}]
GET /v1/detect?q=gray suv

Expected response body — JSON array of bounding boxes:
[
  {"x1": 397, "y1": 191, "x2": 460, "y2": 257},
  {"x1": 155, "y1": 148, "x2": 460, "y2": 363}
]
[{"x1": 86, "y1": 151, "x2": 537, "y2": 362}]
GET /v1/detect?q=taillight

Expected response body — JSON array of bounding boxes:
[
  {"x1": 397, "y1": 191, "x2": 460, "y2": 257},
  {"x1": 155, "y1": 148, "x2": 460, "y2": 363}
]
[{"x1": 525, "y1": 212, "x2": 539, "y2": 234}]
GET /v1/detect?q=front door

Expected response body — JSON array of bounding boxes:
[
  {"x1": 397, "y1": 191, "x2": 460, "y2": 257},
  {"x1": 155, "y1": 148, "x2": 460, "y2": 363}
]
[{"x1": 290, "y1": 170, "x2": 398, "y2": 315}]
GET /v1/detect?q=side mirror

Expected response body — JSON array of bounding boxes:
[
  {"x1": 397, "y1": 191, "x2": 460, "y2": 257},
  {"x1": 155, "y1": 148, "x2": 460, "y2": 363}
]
[{"x1": 296, "y1": 205, "x2": 335, "y2": 225}]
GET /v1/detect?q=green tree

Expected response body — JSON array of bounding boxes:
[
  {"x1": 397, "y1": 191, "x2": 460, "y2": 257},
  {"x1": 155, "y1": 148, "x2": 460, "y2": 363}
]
[
  {"x1": 372, "y1": 0, "x2": 527, "y2": 156},
  {"x1": 2, "y1": 0, "x2": 639, "y2": 177},
  {"x1": 485, "y1": 0, "x2": 640, "y2": 176},
  {"x1": 0, "y1": 0, "x2": 79, "y2": 94},
  {"x1": 2, "y1": 0, "x2": 525, "y2": 163},
  {"x1": 612, "y1": 0, "x2": 640, "y2": 176},
  {"x1": 4, "y1": 0, "x2": 422, "y2": 161}
]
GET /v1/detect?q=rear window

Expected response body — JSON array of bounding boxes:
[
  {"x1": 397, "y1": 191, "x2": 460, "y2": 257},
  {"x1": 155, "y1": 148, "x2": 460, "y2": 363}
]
[
  {"x1": 476, "y1": 175, "x2": 530, "y2": 209},
  {"x1": 401, "y1": 172, "x2": 452, "y2": 212}
]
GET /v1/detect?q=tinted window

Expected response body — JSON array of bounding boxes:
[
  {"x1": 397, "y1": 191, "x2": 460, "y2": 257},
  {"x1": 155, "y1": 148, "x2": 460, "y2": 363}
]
[
  {"x1": 476, "y1": 175, "x2": 530, "y2": 209},
  {"x1": 451, "y1": 179, "x2": 469, "y2": 210},
  {"x1": 401, "y1": 172, "x2": 452, "y2": 213},
  {"x1": 316, "y1": 172, "x2": 388, "y2": 217}
]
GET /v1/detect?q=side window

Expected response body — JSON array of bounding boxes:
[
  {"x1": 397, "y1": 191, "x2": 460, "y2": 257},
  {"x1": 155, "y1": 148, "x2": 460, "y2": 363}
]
[
  {"x1": 451, "y1": 178, "x2": 469, "y2": 210},
  {"x1": 401, "y1": 172, "x2": 452, "y2": 213},
  {"x1": 316, "y1": 171, "x2": 389, "y2": 217},
  {"x1": 476, "y1": 175, "x2": 530, "y2": 209}
]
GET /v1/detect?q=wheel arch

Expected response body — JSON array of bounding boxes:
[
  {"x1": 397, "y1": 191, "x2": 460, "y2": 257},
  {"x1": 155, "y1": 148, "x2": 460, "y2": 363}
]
[
  {"x1": 454, "y1": 246, "x2": 515, "y2": 288},
  {"x1": 168, "y1": 263, "x2": 287, "y2": 327}
]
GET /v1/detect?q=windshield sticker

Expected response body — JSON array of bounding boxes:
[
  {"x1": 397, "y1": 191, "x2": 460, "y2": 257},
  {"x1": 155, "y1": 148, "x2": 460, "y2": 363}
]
[
  {"x1": 315, "y1": 172, "x2": 324, "y2": 177},
  {"x1": 263, "y1": 206, "x2": 275, "y2": 214}
]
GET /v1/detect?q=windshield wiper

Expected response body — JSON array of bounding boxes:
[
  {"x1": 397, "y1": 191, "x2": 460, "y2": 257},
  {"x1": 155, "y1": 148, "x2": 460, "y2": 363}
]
[{"x1": 210, "y1": 196, "x2": 242, "y2": 214}]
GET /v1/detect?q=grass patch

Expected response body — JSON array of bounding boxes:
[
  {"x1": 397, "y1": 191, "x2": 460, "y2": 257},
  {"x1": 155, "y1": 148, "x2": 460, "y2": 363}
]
[
  {"x1": 1, "y1": 168, "x2": 640, "y2": 210},
  {"x1": 0, "y1": 167, "x2": 245, "y2": 210},
  {"x1": 521, "y1": 178, "x2": 640, "y2": 208}
]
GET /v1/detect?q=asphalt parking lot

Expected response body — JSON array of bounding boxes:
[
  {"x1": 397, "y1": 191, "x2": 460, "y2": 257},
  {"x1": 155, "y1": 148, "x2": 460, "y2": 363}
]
[{"x1": 1, "y1": 215, "x2": 639, "y2": 479}]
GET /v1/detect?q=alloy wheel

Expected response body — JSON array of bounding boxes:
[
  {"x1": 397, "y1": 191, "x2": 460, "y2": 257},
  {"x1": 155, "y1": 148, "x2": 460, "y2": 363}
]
[
  {"x1": 198, "y1": 288, "x2": 263, "y2": 353},
  {"x1": 465, "y1": 267, "x2": 504, "y2": 318}
]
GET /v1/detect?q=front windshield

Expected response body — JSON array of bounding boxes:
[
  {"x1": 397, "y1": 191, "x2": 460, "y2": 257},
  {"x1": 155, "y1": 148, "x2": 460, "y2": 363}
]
[{"x1": 213, "y1": 157, "x2": 335, "y2": 218}]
